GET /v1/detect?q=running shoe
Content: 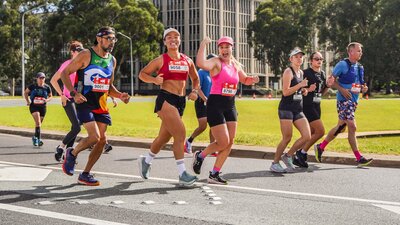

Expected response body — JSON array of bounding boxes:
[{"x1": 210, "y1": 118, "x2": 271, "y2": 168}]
[
  {"x1": 281, "y1": 154, "x2": 295, "y2": 173},
  {"x1": 78, "y1": 173, "x2": 100, "y2": 186},
  {"x1": 32, "y1": 136, "x2": 38, "y2": 147},
  {"x1": 138, "y1": 155, "x2": 151, "y2": 179},
  {"x1": 314, "y1": 144, "x2": 324, "y2": 163},
  {"x1": 270, "y1": 162, "x2": 286, "y2": 173},
  {"x1": 294, "y1": 150, "x2": 308, "y2": 168},
  {"x1": 178, "y1": 171, "x2": 198, "y2": 187},
  {"x1": 184, "y1": 139, "x2": 192, "y2": 154},
  {"x1": 357, "y1": 156, "x2": 373, "y2": 167},
  {"x1": 208, "y1": 171, "x2": 227, "y2": 185},
  {"x1": 54, "y1": 145, "x2": 64, "y2": 162},
  {"x1": 192, "y1": 151, "x2": 204, "y2": 175},
  {"x1": 62, "y1": 147, "x2": 76, "y2": 176},
  {"x1": 38, "y1": 139, "x2": 44, "y2": 146},
  {"x1": 104, "y1": 143, "x2": 113, "y2": 153}
]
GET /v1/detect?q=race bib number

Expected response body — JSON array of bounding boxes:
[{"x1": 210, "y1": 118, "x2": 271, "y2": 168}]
[
  {"x1": 313, "y1": 93, "x2": 322, "y2": 103},
  {"x1": 293, "y1": 91, "x2": 302, "y2": 101},
  {"x1": 168, "y1": 61, "x2": 189, "y2": 73},
  {"x1": 221, "y1": 83, "x2": 237, "y2": 96},
  {"x1": 351, "y1": 83, "x2": 361, "y2": 94},
  {"x1": 33, "y1": 97, "x2": 45, "y2": 105},
  {"x1": 92, "y1": 77, "x2": 110, "y2": 93}
]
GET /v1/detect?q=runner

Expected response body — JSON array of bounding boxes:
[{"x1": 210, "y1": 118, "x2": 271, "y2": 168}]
[
  {"x1": 270, "y1": 48, "x2": 311, "y2": 173},
  {"x1": 50, "y1": 41, "x2": 83, "y2": 162},
  {"x1": 60, "y1": 26, "x2": 130, "y2": 186},
  {"x1": 192, "y1": 36, "x2": 259, "y2": 184},
  {"x1": 138, "y1": 28, "x2": 199, "y2": 186},
  {"x1": 315, "y1": 42, "x2": 373, "y2": 167},
  {"x1": 293, "y1": 51, "x2": 328, "y2": 168},
  {"x1": 24, "y1": 72, "x2": 53, "y2": 147},
  {"x1": 184, "y1": 54, "x2": 217, "y2": 154}
]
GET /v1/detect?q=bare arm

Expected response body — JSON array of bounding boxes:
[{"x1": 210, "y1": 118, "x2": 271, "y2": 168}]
[
  {"x1": 139, "y1": 56, "x2": 163, "y2": 85},
  {"x1": 60, "y1": 50, "x2": 90, "y2": 92},
  {"x1": 196, "y1": 37, "x2": 219, "y2": 74},
  {"x1": 50, "y1": 71, "x2": 63, "y2": 96},
  {"x1": 108, "y1": 57, "x2": 130, "y2": 104},
  {"x1": 282, "y1": 68, "x2": 308, "y2": 97},
  {"x1": 238, "y1": 69, "x2": 259, "y2": 85},
  {"x1": 24, "y1": 88, "x2": 30, "y2": 105}
]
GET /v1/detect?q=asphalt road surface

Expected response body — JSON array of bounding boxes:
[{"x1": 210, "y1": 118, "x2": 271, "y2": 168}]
[{"x1": 0, "y1": 133, "x2": 399, "y2": 225}]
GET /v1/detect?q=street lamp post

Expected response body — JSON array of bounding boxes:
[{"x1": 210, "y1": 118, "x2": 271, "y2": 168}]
[
  {"x1": 117, "y1": 32, "x2": 134, "y2": 96},
  {"x1": 21, "y1": 4, "x2": 45, "y2": 96}
]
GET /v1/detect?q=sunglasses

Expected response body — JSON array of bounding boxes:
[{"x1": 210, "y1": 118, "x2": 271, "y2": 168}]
[
  {"x1": 102, "y1": 36, "x2": 118, "y2": 42},
  {"x1": 72, "y1": 47, "x2": 83, "y2": 52},
  {"x1": 313, "y1": 58, "x2": 324, "y2": 61},
  {"x1": 38, "y1": 77, "x2": 45, "y2": 79}
]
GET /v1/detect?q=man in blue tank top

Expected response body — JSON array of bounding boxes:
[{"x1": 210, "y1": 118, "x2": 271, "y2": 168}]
[{"x1": 314, "y1": 42, "x2": 373, "y2": 167}]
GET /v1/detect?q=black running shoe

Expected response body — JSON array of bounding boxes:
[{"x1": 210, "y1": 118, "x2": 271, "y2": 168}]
[
  {"x1": 357, "y1": 156, "x2": 373, "y2": 167},
  {"x1": 314, "y1": 144, "x2": 324, "y2": 163},
  {"x1": 192, "y1": 151, "x2": 204, "y2": 175},
  {"x1": 208, "y1": 171, "x2": 227, "y2": 185},
  {"x1": 104, "y1": 143, "x2": 113, "y2": 153},
  {"x1": 54, "y1": 145, "x2": 64, "y2": 162},
  {"x1": 295, "y1": 150, "x2": 308, "y2": 168}
]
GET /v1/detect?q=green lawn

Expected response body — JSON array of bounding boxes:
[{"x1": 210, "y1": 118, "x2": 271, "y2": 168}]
[{"x1": 0, "y1": 99, "x2": 399, "y2": 155}]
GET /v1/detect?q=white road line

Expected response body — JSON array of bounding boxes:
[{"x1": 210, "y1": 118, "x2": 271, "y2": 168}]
[
  {"x1": 1, "y1": 160, "x2": 400, "y2": 207},
  {"x1": 373, "y1": 204, "x2": 400, "y2": 215},
  {"x1": 0, "y1": 203, "x2": 131, "y2": 225}
]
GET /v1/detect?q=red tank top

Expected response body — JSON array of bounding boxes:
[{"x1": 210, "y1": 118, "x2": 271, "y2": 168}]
[{"x1": 158, "y1": 53, "x2": 190, "y2": 80}]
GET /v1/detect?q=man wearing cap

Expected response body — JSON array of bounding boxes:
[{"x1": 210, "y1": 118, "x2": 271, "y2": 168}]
[
  {"x1": 24, "y1": 72, "x2": 53, "y2": 147},
  {"x1": 314, "y1": 42, "x2": 373, "y2": 167},
  {"x1": 50, "y1": 40, "x2": 84, "y2": 162},
  {"x1": 60, "y1": 26, "x2": 130, "y2": 186}
]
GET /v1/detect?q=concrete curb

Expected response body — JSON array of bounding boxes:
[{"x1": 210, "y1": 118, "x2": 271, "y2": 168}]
[{"x1": 0, "y1": 126, "x2": 399, "y2": 169}]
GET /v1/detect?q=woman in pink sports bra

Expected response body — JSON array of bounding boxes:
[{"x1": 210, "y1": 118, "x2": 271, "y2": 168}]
[
  {"x1": 138, "y1": 28, "x2": 199, "y2": 186},
  {"x1": 192, "y1": 36, "x2": 259, "y2": 184}
]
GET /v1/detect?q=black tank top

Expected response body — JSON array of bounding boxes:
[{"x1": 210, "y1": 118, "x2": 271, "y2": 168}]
[
  {"x1": 278, "y1": 67, "x2": 303, "y2": 112},
  {"x1": 302, "y1": 68, "x2": 326, "y2": 106}
]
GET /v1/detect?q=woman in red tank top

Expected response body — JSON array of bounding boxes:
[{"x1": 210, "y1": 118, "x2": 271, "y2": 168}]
[{"x1": 138, "y1": 28, "x2": 200, "y2": 186}]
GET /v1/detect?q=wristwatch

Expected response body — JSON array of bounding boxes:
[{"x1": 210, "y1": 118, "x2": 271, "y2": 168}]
[{"x1": 70, "y1": 90, "x2": 77, "y2": 97}]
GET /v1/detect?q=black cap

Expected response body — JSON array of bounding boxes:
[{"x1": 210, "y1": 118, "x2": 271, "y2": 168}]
[
  {"x1": 94, "y1": 26, "x2": 116, "y2": 45},
  {"x1": 36, "y1": 72, "x2": 45, "y2": 78}
]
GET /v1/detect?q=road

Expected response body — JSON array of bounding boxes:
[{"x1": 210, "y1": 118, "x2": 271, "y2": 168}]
[{"x1": 0, "y1": 133, "x2": 399, "y2": 225}]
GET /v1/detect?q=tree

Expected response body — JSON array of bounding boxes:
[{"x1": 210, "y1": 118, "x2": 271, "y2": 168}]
[
  {"x1": 42, "y1": 0, "x2": 164, "y2": 82},
  {"x1": 247, "y1": 0, "x2": 318, "y2": 76}
]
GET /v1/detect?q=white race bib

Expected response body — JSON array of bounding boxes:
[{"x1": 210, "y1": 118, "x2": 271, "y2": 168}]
[
  {"x1": 168, "y1": 61, "x2": 189, "y2": 73},
  {"x1": 313, "y1": 93, "x2": 322, "y2": 103},
  {"x1": 92, "y1": 77, "x2": 110, "y2": 93},
  {"x1": 33, "y1": 97, "x2": 45, "y2": 105},
  {"x1": 351, "y1": 83, "x2": 361, "y2": 94},
  {"x1": 221, "y1": 83, "x2": 237, "y2": 96},
  {"x1": 293, "y1": 91, "x2": 302, "y2": 101}
]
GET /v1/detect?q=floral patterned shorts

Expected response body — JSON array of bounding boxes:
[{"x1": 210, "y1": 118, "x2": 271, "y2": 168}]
[{"x1": 337, "y1": 100, "x2": 357, "y2": 121}]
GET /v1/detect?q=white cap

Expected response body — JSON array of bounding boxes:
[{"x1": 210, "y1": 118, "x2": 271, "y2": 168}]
[
  {"x1": 289, "y1": 48, "x2": 305, "y2": 57},
  {"x1": 163, "y1": 28, "x2": 180, "y2": 39}
]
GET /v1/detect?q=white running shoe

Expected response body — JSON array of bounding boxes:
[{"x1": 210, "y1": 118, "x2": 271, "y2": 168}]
[
  {"x1": 281, "y1": 154, "x2": 295, "y2": 173},
  {"x1": 270, "y1": 162, "x2": 286, "y2": 173},
  {"x1": 184, "y1": 139, "x2": 192, "y2": 154}
]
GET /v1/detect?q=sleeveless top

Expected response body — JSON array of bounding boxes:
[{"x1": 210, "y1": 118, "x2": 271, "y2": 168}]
[
  {"x1": 210, "y1": 61, "x2": 239, "y2": 96},
  {"x1": 158, "y1": 53, "x2": 190, "y2": 81},
  {"x1": 278, "y1": 67, "x2": 303, "y2": 112},
  {"x1": 76, "y1": 48, "x2": 114, "y2": 114}
]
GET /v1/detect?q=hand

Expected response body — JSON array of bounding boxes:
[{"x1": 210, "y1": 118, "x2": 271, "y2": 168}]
[
  {"x1": 112, "y1": 98, "x2": 118, "y2": 107},
  {"x1": 301, "y1": 88, "x2": 308, "y2": 96},
  {"x1": 26, "y1": 102, "x2": 30, "y2": 106},
  {"x1": 308, "y1": 83, "x2": 317, "y2": 92},
  {"x1": 339, "y1": 87, "x2": 352, "y2": 100},
  {"x1": 154, "y1": 73, "x2": 164, "y2": 85},
  {"x1": 61, "y1": 95, "x2": 70, "y2": 107},
  {"x1": 201, "y1": 37, "x2": 211, "y2": 45},
  {"x1": 300, "y1": 78, "x2": 308, "y2": 88},
  {"x1": 326, "y1": 76, "x2": 335, "y2": 87},
  {"x1": 119, "y1": 93, "x2": 130, "y2": 104},
  {"x1": 252, "y1": 75, "x2": 260, "y2": 84},
  {"x1": 74, "y1": 93, "x2": 87, "y2": 104},
  {"x1": 188, "y1": 91, "x2": 198, "y2": 101},
  {"x1": 362, "y1": 83, "x2": 368, "y2": 93}
]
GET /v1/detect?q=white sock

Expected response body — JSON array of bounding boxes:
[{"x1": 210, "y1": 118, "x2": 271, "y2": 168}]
[
  {"x1": 301, "y1": 149, "x2": 307, "y2": 154},
  {"x1": 176, "y1": 159, "x2": 186, "y2": 176},
  {"x1": 145, "y1": 152, "x2": 156, "y2": 164}
]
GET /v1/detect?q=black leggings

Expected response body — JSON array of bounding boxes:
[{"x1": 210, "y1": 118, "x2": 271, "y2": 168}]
[{"x1": 62, "y1": 99, "x2": 81, "y2": 147}]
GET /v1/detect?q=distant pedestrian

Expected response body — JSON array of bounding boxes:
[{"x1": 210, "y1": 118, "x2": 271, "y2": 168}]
[{"x1": 24, "y1": 72, "x2": 53, "y2": 147}]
